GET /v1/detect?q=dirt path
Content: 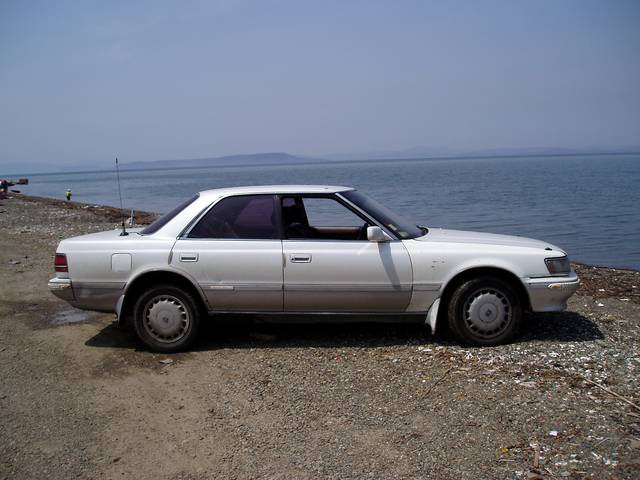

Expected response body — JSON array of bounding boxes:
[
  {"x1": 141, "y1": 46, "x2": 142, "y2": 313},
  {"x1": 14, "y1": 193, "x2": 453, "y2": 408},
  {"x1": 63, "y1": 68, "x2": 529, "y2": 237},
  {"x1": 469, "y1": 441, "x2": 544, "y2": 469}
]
[{"x1": 1, "y1": 195, "x2": 638, "y2": 479}]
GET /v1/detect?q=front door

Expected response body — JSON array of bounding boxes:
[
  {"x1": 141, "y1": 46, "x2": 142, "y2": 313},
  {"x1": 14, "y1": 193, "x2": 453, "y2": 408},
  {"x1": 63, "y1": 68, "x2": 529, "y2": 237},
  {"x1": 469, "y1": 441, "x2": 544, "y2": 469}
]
[
  {"x1": 171, "y1": 194, "x2": 283, "y2": 311},
  {"x1": 280, "y1": 195, "x2": 413, "y2": 312}
]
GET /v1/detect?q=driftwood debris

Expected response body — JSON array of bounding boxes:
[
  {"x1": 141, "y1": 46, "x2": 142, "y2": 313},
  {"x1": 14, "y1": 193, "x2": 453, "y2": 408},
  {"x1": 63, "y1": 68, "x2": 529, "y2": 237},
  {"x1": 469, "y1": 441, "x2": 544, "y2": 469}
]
[
  {"x1": 580, "y1": 375, "x2": 640, "y2": 411},
  {"x1": 423, "y1": 367, "x2": 453, "y2": 396}
]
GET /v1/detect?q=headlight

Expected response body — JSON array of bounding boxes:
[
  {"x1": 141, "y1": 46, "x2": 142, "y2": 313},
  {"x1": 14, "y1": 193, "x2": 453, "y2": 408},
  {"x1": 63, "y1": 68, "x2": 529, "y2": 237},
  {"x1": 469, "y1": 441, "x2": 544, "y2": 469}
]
[{"x1": 545, "y1": 256, "x2": 570, "y2": 276}]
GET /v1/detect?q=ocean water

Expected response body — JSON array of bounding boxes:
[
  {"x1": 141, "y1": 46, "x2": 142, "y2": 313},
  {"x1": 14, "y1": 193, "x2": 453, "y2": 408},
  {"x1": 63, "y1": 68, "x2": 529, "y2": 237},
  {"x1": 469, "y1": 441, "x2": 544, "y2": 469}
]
[{"x1": 20, "y1": 154, "x2": 640, "y2": 270}]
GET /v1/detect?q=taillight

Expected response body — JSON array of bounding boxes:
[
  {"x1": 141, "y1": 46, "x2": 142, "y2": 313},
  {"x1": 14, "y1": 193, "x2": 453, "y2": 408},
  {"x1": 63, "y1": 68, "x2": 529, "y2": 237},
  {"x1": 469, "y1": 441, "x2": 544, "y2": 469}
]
[{"x1": 55, "y1": 253, "x2": 68, "y2": 272}]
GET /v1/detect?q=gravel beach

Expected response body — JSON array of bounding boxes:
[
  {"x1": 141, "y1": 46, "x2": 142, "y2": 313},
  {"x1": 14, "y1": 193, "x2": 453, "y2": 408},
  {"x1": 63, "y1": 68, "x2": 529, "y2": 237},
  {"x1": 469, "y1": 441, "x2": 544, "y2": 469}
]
[{"x1": 1, "y1": 194, "x2": 638, "y2": 479}]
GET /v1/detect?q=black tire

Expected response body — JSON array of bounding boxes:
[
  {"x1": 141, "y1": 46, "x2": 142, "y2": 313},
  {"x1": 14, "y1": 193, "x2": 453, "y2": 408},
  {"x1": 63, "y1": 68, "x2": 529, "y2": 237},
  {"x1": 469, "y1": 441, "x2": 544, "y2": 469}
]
[
  {"x1": 133, "y1": 284, "x2": 202, "y2": 353},
  {"x1": 447, "y1": 276, "x2": 522, "y2": 347}
]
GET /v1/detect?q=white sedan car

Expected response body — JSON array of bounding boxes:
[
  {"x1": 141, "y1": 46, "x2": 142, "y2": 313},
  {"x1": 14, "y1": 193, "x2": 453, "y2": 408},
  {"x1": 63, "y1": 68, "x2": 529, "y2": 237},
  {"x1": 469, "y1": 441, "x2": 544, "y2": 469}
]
[{"x1": 49, "y1": 185, "x2": 580, "y2": 352}]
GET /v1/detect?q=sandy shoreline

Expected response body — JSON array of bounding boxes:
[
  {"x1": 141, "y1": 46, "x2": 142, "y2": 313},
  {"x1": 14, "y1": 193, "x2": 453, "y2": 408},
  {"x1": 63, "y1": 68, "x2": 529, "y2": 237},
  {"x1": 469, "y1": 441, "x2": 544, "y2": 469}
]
[
  {"x1": 1, "y1": 193, "x2": 639, "y2": 479},
  {"x1": 14, "y1": 193, "x2": 160, "y2": 225}
]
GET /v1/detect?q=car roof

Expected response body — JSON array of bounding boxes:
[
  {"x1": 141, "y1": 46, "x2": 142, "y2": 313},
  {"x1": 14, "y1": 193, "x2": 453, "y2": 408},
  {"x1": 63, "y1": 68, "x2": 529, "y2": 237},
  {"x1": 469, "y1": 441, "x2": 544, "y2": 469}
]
[{"x1": 197, "y1": 185, "x2": 354, "y2": 201}]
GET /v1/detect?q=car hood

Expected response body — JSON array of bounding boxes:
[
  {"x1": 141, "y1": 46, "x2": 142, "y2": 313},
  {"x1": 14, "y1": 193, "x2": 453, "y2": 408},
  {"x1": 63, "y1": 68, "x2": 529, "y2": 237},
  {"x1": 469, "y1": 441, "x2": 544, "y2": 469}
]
[{"x1": 415, "y1": 228, "x2": 562, "y2": 251}]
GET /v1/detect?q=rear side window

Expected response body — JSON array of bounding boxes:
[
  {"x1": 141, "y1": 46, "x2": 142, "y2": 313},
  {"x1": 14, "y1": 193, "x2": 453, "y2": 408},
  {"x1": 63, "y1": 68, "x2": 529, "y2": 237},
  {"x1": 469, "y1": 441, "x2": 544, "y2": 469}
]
[
  {"x1": 188, "y1": 195, "x2": 277, "y2": 239},
  {"x1": 141, "y1": 194, "x2": 199, "y2": 235}
]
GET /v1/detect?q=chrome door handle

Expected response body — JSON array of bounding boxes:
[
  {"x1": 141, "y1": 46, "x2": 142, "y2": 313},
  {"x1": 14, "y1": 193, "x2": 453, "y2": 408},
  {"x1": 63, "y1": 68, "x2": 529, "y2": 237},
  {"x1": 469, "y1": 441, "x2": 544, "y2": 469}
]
[
  {"x1": 290, "y1": 254, "x2": 312, "y2": 263},
  {"x1": 179, "y1": 253, "x2": 199, "y2": 262}
]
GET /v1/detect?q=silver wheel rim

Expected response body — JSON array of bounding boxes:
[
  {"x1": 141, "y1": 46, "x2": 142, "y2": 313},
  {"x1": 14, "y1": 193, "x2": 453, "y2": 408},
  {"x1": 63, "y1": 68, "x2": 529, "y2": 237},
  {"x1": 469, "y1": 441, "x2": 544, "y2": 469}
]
[
  {"x1": 463, "y1": 288, "x2": 512, "y2": 339},
  {"x1": 143, "y1": 294, "x2": 190, "y2": 343}
]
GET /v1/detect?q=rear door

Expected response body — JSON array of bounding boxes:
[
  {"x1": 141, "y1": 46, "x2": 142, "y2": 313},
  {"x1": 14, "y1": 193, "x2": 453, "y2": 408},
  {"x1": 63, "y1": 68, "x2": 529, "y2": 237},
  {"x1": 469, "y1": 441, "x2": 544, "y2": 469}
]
[
  {"x1": 281, "y1": 195, "x2": 413, "y2": 312},
  {"x1": 171, "y1": 194, "x2": 283, "y2": 311}
]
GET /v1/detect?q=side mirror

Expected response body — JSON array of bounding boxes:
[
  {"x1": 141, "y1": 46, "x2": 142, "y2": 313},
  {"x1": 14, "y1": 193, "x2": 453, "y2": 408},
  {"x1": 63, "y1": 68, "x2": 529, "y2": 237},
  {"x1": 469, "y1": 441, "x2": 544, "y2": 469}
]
[{"x1": 367, "y1": 226, "x2": 391, "y2": 242}]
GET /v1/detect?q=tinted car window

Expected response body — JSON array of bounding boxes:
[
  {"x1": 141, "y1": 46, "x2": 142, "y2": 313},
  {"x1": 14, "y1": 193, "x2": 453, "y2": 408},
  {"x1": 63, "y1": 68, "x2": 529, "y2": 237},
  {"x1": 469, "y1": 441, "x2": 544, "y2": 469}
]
[
  {"x1": 141, "y1": 194, "x2": 199, "y2": 235},
  {"x1": 188, "y1": 195, "x2": 277, "y2": 239}
]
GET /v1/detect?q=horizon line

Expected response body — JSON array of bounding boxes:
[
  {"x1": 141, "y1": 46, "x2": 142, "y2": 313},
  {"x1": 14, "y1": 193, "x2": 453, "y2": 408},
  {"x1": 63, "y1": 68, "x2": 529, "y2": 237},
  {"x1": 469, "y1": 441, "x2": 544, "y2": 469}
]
[{"x1": 5, "y1": 149, "x2": 640, "y2": 177}]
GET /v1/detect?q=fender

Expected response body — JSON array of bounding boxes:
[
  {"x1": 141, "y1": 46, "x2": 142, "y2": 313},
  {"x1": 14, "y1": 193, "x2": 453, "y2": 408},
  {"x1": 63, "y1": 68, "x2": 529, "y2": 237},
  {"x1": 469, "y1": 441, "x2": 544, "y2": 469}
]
[
  {"x1": 426, "y1": 259, "x2": 531, "y2": 333},
  {"x1": 438, "y1": 258, "x2": 529, "y2": 297},
  {"x1": 116, "y1": 266, "x2": 210, "y2": 322}
]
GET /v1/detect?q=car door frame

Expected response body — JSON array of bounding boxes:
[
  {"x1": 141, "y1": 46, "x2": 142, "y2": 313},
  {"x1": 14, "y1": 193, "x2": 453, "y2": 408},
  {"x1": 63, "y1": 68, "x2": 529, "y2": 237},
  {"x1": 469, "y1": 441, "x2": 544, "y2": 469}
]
[
  {"x1": 276, "y1": 192, "x2": 398, "y2": 239},
  {"x1": 277, "y1": 193, "x2": 414, "y2": 313},
  {"x1": 172, "y1": 193, "x2": 285, "y2": 312}
]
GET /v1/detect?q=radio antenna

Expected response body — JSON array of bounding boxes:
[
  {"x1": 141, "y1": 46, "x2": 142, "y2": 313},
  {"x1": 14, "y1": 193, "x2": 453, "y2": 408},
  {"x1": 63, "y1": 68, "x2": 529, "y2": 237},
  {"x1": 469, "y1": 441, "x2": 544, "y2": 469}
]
[{"x1": 115, "y1": 157, "x2": 128, "y2": 236}]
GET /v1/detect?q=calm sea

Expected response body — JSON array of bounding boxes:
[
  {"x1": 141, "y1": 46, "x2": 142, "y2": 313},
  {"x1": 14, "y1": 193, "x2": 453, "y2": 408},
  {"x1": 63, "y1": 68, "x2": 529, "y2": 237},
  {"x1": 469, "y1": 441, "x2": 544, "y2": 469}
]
[{"x1": 20, "y1": 154, "x2": 640, "y2": 270}]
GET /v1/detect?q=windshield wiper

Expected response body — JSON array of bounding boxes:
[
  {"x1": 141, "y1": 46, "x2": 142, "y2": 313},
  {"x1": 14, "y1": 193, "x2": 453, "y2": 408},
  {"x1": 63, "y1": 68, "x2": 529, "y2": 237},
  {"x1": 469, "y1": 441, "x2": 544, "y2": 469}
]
[{"x1": 417, "y1": 225, "x2": 429, "y2": 235}]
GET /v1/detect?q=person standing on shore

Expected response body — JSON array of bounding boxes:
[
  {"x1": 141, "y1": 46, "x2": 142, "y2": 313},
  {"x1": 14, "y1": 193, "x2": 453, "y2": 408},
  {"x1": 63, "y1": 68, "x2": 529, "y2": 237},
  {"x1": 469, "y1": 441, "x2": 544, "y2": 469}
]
[
  {"x1": 65, "y1": 189, "x2": 72, "y2": 201},
  {"x1": 0, "y1": 179, "x2": 8, "y2": 199}
]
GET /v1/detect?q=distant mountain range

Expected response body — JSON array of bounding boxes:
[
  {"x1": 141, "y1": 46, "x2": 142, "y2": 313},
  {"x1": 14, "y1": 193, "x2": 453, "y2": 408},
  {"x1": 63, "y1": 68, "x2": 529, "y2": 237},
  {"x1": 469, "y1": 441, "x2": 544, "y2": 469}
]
[
  {"x1": 119, "y1": 146, "x2": 640, "y2": 171},
  {"x1": 120, "y1": 152, "x2": 324, "y2": 170},
  {"x1": 3, "y1": 146, "x2": 640, "y2": 175}
]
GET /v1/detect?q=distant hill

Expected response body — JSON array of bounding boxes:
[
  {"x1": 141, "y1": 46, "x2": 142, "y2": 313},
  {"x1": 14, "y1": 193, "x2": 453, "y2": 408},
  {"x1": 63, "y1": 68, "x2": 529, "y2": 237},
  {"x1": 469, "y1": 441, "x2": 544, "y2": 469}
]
[
  {"x1": 121, "y1": 152, "x2": 326, "y2": 170},
  {"x1": 4, "y1": 146, "x2": 639, "y2": 176},
  {"x1": 121, "y1": 146, "x2": 640, "y2": 172}
]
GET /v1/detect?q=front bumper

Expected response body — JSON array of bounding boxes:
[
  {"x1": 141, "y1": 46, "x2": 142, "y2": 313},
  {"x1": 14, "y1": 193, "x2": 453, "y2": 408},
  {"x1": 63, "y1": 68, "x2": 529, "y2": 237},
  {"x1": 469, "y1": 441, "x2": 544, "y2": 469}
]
[
  {"x1": 48, "y1": 277, "x2": 75, "y2": 302},
  {"x1": 525, "y1": 271, "x2": 580, "y2": 312}
]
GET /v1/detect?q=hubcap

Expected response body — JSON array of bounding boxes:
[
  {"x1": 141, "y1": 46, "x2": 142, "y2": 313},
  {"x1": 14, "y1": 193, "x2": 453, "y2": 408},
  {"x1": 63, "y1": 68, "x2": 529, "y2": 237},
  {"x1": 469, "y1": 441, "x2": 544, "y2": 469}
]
[
  {"x1": 143, "y1": 295, "x2": 190, "y2": 343},
  {"x1": 463, "y1": 288, "x2": 512, "y2": 339}
]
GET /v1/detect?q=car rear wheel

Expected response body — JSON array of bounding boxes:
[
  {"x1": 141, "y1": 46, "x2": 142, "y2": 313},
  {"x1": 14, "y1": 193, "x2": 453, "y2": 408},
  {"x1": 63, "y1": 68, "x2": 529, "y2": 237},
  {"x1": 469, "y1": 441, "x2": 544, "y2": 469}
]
[
  {"x1": 447, "y1": 276, "x2": 522, "y2": 346},
  {"x1": 133, "y1": 285, "x2": 201, "y2": 352}
]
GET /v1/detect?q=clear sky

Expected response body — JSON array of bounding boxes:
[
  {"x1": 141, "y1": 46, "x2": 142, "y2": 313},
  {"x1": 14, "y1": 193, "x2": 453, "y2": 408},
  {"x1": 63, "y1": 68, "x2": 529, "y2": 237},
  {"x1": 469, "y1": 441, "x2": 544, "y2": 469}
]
[{"x1": 1, "y1": 0, "x2": 639, "y2": 171}]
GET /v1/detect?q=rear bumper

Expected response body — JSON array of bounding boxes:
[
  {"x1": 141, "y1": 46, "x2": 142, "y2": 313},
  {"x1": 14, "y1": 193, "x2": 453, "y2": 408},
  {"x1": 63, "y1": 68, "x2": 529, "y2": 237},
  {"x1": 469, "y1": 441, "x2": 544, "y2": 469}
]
[
  {"x1": 524, "y1": 272, "x2": 580, "y2": 312},
  {"x1": 48, "y1": 277, "x2": 75, "y2": 302},
  {"x1": 48, "y1": 277, "x2": 123, "y2": 313}
]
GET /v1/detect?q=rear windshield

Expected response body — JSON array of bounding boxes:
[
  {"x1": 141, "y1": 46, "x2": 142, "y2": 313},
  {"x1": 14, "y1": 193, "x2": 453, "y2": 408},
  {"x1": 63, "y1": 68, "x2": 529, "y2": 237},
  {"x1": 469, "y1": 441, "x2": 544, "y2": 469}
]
[{"x1": 140, "y1": 194, "x2": 199, "y2": 235}]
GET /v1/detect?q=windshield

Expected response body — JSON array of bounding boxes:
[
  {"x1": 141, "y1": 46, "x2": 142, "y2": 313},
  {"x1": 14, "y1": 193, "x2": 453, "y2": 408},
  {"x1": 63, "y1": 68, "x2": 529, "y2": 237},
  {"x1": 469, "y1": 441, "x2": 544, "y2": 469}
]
[
  {"x1": 140, "y1": 194, "x2": 199, "y2": 235},
  {"x1": 341, "y1": 190, "x2": 424, "y2": 239}
]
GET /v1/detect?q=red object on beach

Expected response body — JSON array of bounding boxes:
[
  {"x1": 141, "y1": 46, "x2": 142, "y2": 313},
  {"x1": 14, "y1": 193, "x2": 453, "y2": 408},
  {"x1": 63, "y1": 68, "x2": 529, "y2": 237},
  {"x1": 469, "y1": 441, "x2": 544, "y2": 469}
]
[{"x1": 54, "y1": 253, "x2": 68, "y2": 272}]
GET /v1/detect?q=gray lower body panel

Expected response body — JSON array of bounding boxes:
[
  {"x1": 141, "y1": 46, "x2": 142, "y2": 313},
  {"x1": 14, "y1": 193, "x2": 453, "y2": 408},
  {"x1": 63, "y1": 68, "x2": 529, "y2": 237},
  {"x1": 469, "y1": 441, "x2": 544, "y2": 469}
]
[
  {"x1": 49, "y1": 278, "x2": 124, "y2": 313},
  {"x1": 283, "y1": 284, "x2": 412, "y2": 312},
  {"x1": 201, "y1": 282, "x2": 282, "y2": 311}
]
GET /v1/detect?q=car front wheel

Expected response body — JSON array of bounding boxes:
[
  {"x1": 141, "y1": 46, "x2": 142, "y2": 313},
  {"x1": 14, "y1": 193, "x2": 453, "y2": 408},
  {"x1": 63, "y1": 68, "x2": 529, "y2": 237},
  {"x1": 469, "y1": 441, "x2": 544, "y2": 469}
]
[
  {"x1": 133, "y1": 285, "x2": 201, "y2": 352},
  {"x1": 447, "y1": 276, "x2": 522, "y2": 347}
]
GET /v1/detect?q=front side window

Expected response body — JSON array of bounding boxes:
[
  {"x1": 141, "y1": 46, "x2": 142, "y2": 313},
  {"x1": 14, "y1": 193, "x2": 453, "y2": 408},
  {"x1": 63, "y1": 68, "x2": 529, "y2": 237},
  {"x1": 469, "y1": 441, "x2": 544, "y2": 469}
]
[
  {"x1": 281, "y1": 196, "x2": 369, "y2": 240},
  {"x1": 188, "y1": 195, "x2": 277, "y2": 239},
  {"x1": 341, "y1": 190, "x2": 423, "y2": 239}
]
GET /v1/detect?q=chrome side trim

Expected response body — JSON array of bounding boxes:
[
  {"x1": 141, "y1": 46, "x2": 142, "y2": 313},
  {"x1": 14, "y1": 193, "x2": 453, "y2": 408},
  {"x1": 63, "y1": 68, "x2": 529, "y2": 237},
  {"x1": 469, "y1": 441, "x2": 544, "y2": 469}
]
[
  {"x1": 201, "y1": 282, "x2": 283, "y2": 291},
  {"x1": 201, "y1": 282, "x2": 412, "y2": 293},
  {"x1": 207, "y1": 310, "x2": 425, "y2": 318},
  {"x1": 412, "y1": 282, "x2": 442, "y2": 292},
  {"x1": 73, "y1": 281, "x2": 126, "y2": 290},
  {"x1": 284, "y1": 283, "x2": 412, "y2": 292}
]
